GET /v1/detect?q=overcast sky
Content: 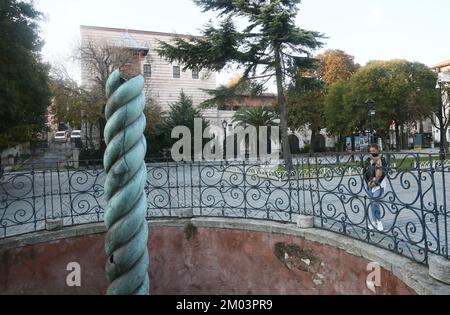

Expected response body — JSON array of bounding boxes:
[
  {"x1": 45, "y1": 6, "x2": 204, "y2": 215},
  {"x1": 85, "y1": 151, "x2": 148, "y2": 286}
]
[{"x1": 35, "y1": 0, "x2": 450, "y2": 85}]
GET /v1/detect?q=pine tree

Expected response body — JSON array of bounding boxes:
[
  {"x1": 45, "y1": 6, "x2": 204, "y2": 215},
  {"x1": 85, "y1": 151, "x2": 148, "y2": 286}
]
[
  {"x1": 157, "y1": 0, "x2": 324, "y2": 168},
  {"x1": 163, "y1": 91, "x2": 210, "y2": 157}
]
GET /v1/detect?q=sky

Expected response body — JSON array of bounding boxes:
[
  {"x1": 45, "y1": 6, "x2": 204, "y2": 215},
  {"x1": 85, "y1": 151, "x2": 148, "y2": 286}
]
[{"x1": 35, "y1": 0, "x2": 450, "y2": 85}]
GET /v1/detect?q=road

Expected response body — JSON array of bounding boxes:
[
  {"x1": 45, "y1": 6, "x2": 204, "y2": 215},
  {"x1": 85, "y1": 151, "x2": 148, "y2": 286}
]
[{"x1": 21, "y1": 142, "x2": 75, "y2": 170}]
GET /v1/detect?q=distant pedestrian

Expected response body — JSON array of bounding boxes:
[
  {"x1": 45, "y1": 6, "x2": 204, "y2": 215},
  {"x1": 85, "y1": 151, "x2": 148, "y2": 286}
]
[{"x1": 363, "y1": 144, "x2": 388, "y2": 232}]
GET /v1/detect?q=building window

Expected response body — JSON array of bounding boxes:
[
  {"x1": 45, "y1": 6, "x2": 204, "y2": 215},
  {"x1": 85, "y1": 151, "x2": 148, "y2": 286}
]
[
  {"x1": 192, "y1": 68, "x2": 199, "y2": 79},
  {"x1": 173, "y1": 66, "x2": 181, "y2": 79},
  {"x1": 143, "y1": 64, "x2": 151, "y2": 77}
]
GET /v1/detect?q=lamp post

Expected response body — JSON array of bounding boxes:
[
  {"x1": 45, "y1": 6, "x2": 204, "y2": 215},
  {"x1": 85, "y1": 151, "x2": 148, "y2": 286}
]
[
  {"x1": 81, "y1": 110, "x2": 87, "y2": 149},
  {"x1": 222, "y1": 120, "x2": 228, "y2": 162},
  {"x1": 369, "y1": 110, "x2": 376, "y2": 144},
  {"x1": 365, "y1": 99, "x2": 376, "y2": 145}
]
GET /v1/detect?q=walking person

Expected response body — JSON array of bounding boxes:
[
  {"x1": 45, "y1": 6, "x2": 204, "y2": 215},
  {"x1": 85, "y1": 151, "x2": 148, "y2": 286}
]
[{"x1": 364, "y1": 144, "x2": 388, "y2": 232}]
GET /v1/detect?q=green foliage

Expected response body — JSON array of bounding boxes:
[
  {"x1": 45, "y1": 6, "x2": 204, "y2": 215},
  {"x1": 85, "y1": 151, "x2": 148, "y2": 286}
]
[
  {"x1": 344, "y1": 60, "x2": 439, "y2": 138},
  {"x1": 286, "y1": 74, "x2": 326, "y2": 153},
  {"x1": 324, "y1": 80, "x2": 351, "y2": 137},
  {"x1": 162, "y1": 91, "x2": 210, "y2": 151},
  {"x1": 287, "y1": 76, "x2": 326, "y2": 131},
  {"x1": 0, "y1": 0, "x2": 51, "y2": 149},
  {"x1": 143, "y1": 99, "x2": 167, "y2": 157},
  {"x1": 286, "y1": 49, "x2": 359, "y2": 153},
  {"x1": 232, "y1": 106, "x2": 279, "y2": 156},
  {"x1": 157, "y1": 0, "x2": 325, "y2": 165},
  {"x1": 164, "y1": 91, "x2": 209, "y2": 132},
  {"x1": 323, "y1": 60, "x2": 440, "y2": 151},
  {"x1": 50, "y1": 79, "x2": 87, "y2": 129},
  {"x1": 232, "y1": 106, "x2": 278, "y2": 128},
  {"x1": 202, "y1": 78, "x2": 266, "y2": 110}
]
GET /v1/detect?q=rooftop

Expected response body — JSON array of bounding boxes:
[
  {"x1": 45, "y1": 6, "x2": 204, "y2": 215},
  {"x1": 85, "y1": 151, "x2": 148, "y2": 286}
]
[
  {"x1": 80, "y1": 25, "x2": 193, "y2": 39},
  {"x1": 431, "y1": 59, "x2": 450, "y2": 70}
]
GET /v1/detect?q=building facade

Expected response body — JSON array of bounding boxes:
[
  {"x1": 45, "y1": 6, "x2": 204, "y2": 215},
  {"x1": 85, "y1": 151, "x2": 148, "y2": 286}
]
[
  {"x1": 80, "y1": 25, "x2": 217, "y2": 112},
  {"x1": 79, "y1": 25, "x2": 337, "y2": 154}
]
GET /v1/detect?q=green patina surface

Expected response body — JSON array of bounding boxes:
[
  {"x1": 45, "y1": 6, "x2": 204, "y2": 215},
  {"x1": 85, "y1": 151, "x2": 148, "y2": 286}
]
[{"x1": 103, "y1": 70, "x2": 149, "y2": 295}]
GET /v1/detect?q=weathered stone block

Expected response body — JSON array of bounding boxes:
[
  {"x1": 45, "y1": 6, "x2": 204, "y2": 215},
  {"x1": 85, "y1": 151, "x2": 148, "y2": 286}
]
[
  {"x1": 46, "y1": 218, "x2": 64, "y2": 231},
  {"x1": 297, "y1": 215, "x2": 314, "y2": 229},
  {"x1": 429, "y1": 255, "x2": 450, "y2": 285},
  {"x1": 176, "y1": 208, "x2": 194, "y2": 218}
]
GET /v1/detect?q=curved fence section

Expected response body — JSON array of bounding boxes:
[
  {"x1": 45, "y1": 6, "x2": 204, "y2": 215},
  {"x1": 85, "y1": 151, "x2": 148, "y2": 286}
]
[{"x1": 0, "y1": 153, "x2": 449, "y2": 265}]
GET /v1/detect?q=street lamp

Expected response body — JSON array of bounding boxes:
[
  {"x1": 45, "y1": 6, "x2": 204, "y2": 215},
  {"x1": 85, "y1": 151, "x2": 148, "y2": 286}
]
[
  {"x1": 222, "y1": 120, "x2": 228, "y2": 162},
  {"x1": 368, "y1": 110, "x2": 376, "y2": 144},
  {"x1": 81, "y1": 110, "x2": 87, "y2": 149},
  {"x1": 365, "y1": 99, "x2": 376, "y2": 145}
]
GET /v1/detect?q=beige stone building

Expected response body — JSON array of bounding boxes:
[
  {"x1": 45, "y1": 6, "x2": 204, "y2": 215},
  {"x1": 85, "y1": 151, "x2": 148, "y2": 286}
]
[{"x1": 80, "y1": 25, "x2": 217, "y2": 111}]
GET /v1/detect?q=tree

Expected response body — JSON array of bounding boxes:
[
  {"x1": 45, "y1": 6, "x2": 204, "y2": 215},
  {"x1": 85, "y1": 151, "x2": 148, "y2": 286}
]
[
  {"x1": 286, "y1": 74, "x2": 326, "y2": 153},
  {"x1": 232, "y1": 106, "x2": 278, "y2": 157},
  {"x1": 76, "y1": 40, "x2": 138, "y2": 151},
  {"x1": 324, "y1": 80, "x2": 351, "y2": 151},
  {"x1": 315, "y1": 49, "x2": 360, "y2": 85},
  {"x1": 163, "y1": 91, "x2": 210, "y2": 158},
  {"x1": 49, "y1": 40, "x2": 139, "y2": 152},
  {"x1": 286, "y1": 49, "x2": 358, "y2": 153},
  {"x1": 49, "y1": 64, "x2": 107, "y2": 149},
  {"x1": 157, "y1": 0, "x2": 324, "y2": 168},
  {"x1": 233, "y1": 106, "x2": 278, "y2": 128},
  {"x1": 428, "y1": 80, "x2": 449, "y2": 153},
  {"x1": 202, "y1": 75, "x2": 267, "y2": 110},
  {"x1": 337, "y1": 60, "x2": 439, "y2": 150},
  {"x1": 143, "y1": 98, "x2": 166, "y2": 157},
  {"x1": 0, "y1": 0, "x2": 51, "y2": 150}
]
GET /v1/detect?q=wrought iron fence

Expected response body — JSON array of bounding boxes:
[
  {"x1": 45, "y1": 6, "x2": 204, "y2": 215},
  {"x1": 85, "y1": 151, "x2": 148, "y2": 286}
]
[{"x1": 0, "y1": 153, "x2": 449, "y2": 265}]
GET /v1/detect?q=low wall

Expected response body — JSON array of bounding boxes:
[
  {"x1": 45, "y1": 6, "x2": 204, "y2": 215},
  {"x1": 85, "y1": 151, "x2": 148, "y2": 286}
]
[{"x1": 0, "y1": 218, "x2": 449, "y2": 295}]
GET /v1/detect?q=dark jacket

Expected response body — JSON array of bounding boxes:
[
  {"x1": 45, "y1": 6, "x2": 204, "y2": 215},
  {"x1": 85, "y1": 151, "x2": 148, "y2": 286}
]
[{"x1": 363, "y1": 156, "x2": 388, "y2": 186}]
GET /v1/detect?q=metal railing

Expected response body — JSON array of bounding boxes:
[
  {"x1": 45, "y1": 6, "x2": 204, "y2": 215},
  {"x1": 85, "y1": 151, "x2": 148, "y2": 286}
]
[{"x1": 0, "y1": 152, "x2": 449, "y2": 265}]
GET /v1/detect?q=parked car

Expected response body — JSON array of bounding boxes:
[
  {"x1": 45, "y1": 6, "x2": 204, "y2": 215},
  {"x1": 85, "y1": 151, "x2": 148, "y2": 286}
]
[
  {"x1": 70, "y1": 130, "x2": 82, "y2": 142},
  {"x1": 54, "y1": 131, "x2": 68, "y2": 143}
]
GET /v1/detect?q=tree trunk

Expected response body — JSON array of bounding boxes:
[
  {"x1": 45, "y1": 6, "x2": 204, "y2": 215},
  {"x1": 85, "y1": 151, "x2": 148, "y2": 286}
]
[
  {"x1": 310, "y1": 129, "x2": 316, "y2": 154},
  {"x1": 351, "y1": 134, "x2": 356, "y2": 152},
  {"x1": 99, "y1": 117, "x2": 107, "y2": 154},
  {"x1": 445, "y1": 127, "x2": 449, "y2": 153},
  {"x1": 395, "y1": 123, "x2": 401, "y2": 151},
  {"x1": 338, "y1": 134, "x2": 344, "y2": 152},
  {"x1": 274, "y1": 45, "x2": 292, "y2": 169},
  {"x1": 400, "y1": 124, "x2": 408, "y2": 150},
  {"x1": 89, "y1": 123, "x2": 94, "y2": 149}
]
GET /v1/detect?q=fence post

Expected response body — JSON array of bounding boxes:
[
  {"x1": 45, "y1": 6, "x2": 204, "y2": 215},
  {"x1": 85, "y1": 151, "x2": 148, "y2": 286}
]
[
  {"x1": 439, "y1": 153, "x2": 448, "y2": 259},
  {"x1": 31, "y1": 163, "x2": 37, "y2": 233},
  {"x1": 198, "y1": 161, "x2": 202, "y2": 216},
  {"x1": 243, "y1": 159, "x2": 247, "y2": 218},
  {"x1": 288, "y1": 160, "x2": 293, "y2": 222},
  {"x1": 314, "y1": 155, "x2": 324, "y2": 228},
  {"x1": 416, "y1": 153, "x2": 429, "y2": 264}
]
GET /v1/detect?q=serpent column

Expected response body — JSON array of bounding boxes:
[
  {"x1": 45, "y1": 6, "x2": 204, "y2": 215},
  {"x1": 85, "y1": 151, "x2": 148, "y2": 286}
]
[{"x1": 103, "y1": 69, "x2": 149, "y2": 295}]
